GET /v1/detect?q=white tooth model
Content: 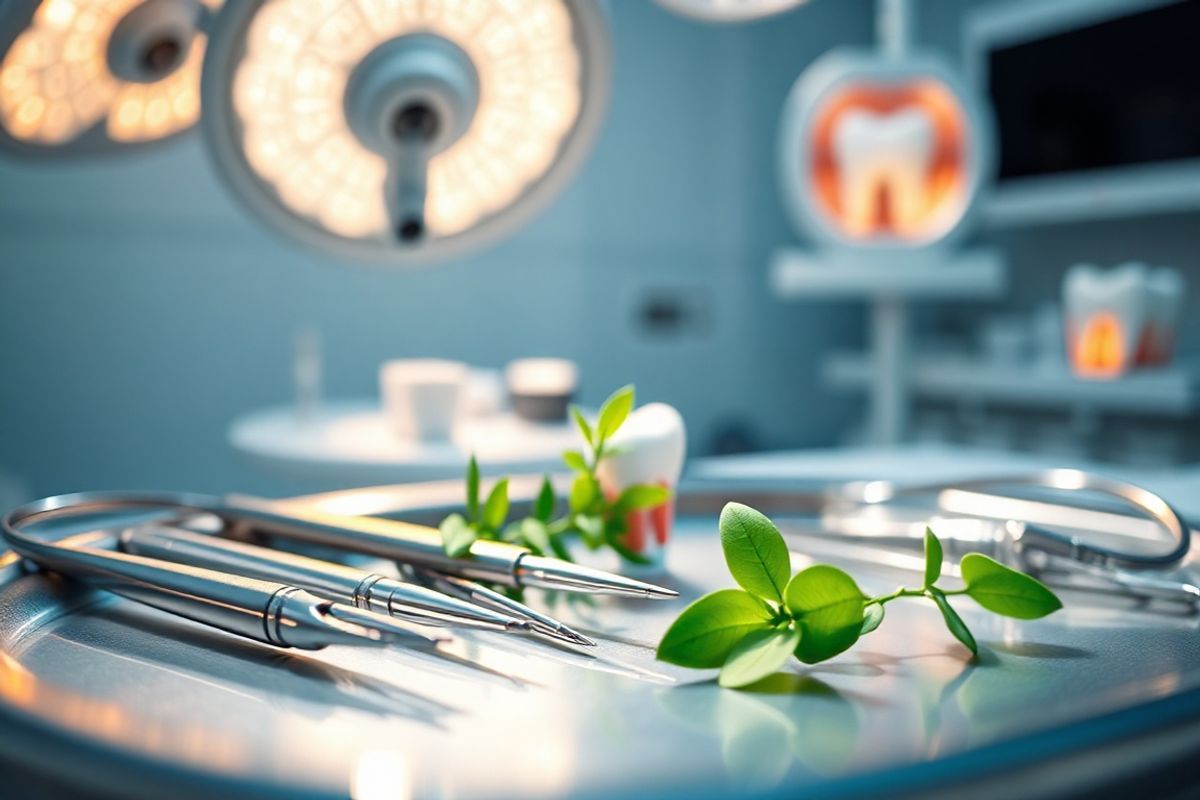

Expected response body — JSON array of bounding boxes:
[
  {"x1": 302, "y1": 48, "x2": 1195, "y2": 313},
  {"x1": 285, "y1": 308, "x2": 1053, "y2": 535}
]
[
  {"x1": 1145, "y1": 268, "x2": 1185, "y2": 366},
  {"x1": 595, "y1": 403, "x2": 687, "y2": 568},
  {"x1": 832, "y1": 106, "x2": 935, "y2": 238},
  {"x1": 1063, "y1": 262, "x2": 1185, "y2": 377}
]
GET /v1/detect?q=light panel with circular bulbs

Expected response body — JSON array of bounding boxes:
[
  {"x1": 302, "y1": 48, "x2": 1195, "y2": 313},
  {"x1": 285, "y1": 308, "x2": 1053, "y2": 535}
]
[
  {"x1": 201, "y1": 0, "x2": 610, "y2": 264},
  {"x1": 0, "y1": 0, "x2": 221, "y2": 155}
]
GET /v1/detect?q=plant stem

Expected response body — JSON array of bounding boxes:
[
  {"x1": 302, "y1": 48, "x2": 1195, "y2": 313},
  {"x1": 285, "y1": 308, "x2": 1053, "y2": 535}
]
[
  {"x1": 867, "y1": 585, "x2": 969, "y2": 605},
  {"x1": 867, "y1": 587, "x2": 926, "y2": 605}
]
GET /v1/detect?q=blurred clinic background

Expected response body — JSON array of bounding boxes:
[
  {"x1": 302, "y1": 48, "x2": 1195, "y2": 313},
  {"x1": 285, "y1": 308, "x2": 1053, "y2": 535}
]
[{"x1": 0, "y1": 0, "x2": 1197, "y2": 503}]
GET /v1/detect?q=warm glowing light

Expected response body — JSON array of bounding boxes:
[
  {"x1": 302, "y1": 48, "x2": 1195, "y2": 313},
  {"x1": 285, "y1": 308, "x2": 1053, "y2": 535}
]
[
  {"x1": 1073, "y1": 313, "x2": 1127, "y2": 378},
  {"x1": 807, "y1": 80, "x2": 968, "y2": 243},
  {"x1": 233, "y1": 0, "x2": 584, "y2": 238},
  {"x1": 0, "y1": 0, "x2": 217, "y2": 146}
]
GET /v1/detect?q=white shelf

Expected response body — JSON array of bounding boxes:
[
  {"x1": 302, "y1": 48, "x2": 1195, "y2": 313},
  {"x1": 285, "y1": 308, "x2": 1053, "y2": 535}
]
[
  {"x1": 825, "y1": 354, "x2": 1200, "y2": 417},
  {"x1": 770, "y1": 247, "x2": 1006, "y2": 300}
]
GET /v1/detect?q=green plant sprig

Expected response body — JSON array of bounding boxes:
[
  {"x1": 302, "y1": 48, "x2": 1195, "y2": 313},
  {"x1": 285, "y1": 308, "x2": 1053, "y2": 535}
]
[
  {"x1": 656, "y1": 503, "x2": 1062, "y2": 690},
  {"x1": 439, "y1": 385, "x2": 672, "y2": 565}
]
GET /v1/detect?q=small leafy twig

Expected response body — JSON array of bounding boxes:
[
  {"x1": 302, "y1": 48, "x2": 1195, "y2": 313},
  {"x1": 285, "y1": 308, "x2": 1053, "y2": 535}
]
[
  {"x1": 439, "y1": 385, "x2": 672, "y2": 564},
  {"x1": 657, "y1": 503, "x2": 1062, "y2": 689}
]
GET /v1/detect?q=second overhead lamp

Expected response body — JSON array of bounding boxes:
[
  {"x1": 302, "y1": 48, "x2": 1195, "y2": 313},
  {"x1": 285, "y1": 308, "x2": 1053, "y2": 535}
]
[{"x1": 0, "y1": 0, "x2": 220, "y2": 153}]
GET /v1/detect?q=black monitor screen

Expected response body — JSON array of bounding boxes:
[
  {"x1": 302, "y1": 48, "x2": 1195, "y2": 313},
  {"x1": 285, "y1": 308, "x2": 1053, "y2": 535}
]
[{"x1": 989, "y1": 0, "x2": 1200, "y2": 181}]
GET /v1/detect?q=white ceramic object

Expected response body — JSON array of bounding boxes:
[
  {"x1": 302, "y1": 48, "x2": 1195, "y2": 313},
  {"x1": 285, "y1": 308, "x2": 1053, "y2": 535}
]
[
  {"x1": 505, "y1": 358, "x2": 579, "y2": 422},
  {"x1": 379, "y1": 359, "x2": 468, "y2": 441},
  {"x1": 596, "y1": 403, "x2": 687, "y2": 566}
]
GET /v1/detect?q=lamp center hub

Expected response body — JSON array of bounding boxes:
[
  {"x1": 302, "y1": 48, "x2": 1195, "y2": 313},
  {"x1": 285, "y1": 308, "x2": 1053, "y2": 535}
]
[
  {"x1": 343, "y1": 34, "x2": 480, "y2": 158},
  {"x1": 108, "y1": 0, "x2": 199, "y2": 83}
]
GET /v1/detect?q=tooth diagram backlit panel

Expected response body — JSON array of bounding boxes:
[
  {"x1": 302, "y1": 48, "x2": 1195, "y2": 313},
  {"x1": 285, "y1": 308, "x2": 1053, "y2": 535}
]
[
  {"x1": 809, "y1": 81, "x2": 967, "y2": 243},
  {"x1": 0, "y1": 0, "x2": 220, "y2": 149},
  {"x1": 228, "y1": 0, "x2": 584, "y2": 240}
]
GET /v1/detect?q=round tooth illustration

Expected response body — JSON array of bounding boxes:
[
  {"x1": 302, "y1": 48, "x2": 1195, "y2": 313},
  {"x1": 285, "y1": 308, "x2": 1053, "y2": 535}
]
[
  {"x1": 595, "y1": 403, "x2": 686, "y2": 562},
  {"x1": 831, "y1": 105, "x2": 935, "y2": 238}
]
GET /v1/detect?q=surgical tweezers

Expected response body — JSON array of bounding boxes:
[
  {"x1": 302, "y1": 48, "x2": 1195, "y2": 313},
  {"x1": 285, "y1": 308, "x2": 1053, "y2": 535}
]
[
  {"x1": 120, "y1": 521, "x2": 593, "y2": 645},
  {"x1": 1, "y1": 496, "x2": 446, "y2": 651}
]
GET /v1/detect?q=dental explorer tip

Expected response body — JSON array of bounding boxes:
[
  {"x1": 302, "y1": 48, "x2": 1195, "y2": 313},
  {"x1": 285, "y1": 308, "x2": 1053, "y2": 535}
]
[
  {"x1": 534, "y1": 623, "x2": 597, "y2": 647},
  {"x1": 515, "y1": 555, "x2": 679, "y2": 598},
  {"x1": 324, "y1": 603, "x2": 448, "y2": 648}
]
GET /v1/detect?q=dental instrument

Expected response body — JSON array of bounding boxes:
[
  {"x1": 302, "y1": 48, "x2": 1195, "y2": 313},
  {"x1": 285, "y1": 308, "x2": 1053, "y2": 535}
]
[
  {"x1": 2, "y1": 490, "x2": 676, "y2": 596},
  {"x1": 810, "y1": 469, "x2": 1199, "y2": 608},
  {"x1": 405, "y1": 568, "x2": 596, "y2": 648},
  {"x1": 2, "y1": 495, "x2": 446, "y2": 651},
  {"x1": 222, "y1": 494, "x2": 679, "y2": 599},
  {"x1": 119, "y1": 521, "x2": 593, "y2": 646}
]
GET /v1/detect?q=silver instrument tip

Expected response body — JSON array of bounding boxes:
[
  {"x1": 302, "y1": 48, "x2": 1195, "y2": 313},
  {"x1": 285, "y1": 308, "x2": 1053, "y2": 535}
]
[
  {"x1": 516, "y1": 555, "x2": 678, "y2": 598},
  {"x1": 413, "y1": 569, "x2": 596, "y2": 646},
  {"x1": 530, "y1": 622, "x2": 597, "y2": 647},
  {"x1": 324, "y1": 603, "x2": 448, "y2": 648}
]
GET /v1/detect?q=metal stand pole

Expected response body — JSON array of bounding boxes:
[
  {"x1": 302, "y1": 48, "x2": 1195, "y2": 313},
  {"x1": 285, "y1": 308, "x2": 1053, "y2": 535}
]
[{"x1": 870, "y1": 295, "x2": 910, "y2": 444}]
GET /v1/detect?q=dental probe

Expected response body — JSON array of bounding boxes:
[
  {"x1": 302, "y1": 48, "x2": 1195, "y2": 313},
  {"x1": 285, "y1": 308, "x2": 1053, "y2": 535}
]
[
  {"x1": 224, "y1": 495, "x2": 679, "y2": 599},
  {"x1": 119, "y1": 522, "x2": 581, "y2": 642},
  {"x1": 406, "y1": 567, "x2": 596, "y2": 647},
  {"x1": 2, "y1": 498, "x2": 443, "y2": 651}
]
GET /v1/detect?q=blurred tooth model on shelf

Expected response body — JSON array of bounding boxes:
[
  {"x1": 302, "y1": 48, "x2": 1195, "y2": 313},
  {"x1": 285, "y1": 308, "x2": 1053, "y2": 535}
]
[
  {"x1": 596, "y1": 403, "x2": 686, "y2": 569},
  {"x1": 1064, "y1": 262, "x2": 1185, "y2": 378}
]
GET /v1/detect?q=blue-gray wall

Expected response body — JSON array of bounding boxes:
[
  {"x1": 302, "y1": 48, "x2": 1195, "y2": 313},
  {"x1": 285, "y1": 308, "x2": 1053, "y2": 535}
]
[
  {"x1": 0, "y1": 1, "x2": 875, "y2": 499},
  {"x1": 3, "y1": 0, "x2": 1196, "y2": 502}
]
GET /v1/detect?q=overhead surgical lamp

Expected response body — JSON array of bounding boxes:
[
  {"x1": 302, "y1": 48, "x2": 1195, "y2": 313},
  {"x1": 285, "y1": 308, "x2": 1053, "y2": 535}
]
[
  {"x1": 0, "y1": 0, "x2": 220, "y2": 154},
  {"x1": 654, "y1": 0, "x2": 807, "y2": 23},
  {"x1": 201, "y1": 0, "x2": 611, "y2": 264}
]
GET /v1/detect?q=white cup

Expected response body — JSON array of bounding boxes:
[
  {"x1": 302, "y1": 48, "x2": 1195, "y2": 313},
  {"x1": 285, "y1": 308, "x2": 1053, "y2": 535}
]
[{"x1": 379, "y1": 359, "x2": 469, "y2": 441}]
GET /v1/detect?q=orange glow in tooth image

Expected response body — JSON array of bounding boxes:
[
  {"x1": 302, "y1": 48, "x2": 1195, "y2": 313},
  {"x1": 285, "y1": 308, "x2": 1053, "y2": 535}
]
[
  {"x1": 1073, "y1": 313, "x2": 1127, "y2": 377},
  {"x1": 808, "y1": 80, "x2": 967, "y2": 242}
]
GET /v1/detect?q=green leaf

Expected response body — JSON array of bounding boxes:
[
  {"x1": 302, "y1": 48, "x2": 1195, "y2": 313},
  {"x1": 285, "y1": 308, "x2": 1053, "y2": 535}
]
[
  {"x1": 569, "y1": 472, "x2": 599, "y2": 514},
  {"x1": 784, "y1": 565, "x2": 865, "y2": 664},
  {"x1": 481, "y1": 479, "x2": 510, "y2": 532},
  {"x1": 533, "y1": 476, "x2": 556, "y2": 522},
  {"x1": 562, "y1": 450, "x2": 588, "y2": 472},
  {"x1": 520, "y1": 518, "x2": 551, "y2": 555},
  {"x1": 718, "y1": 503, "x2": 791, "y2": 602},
  {"x1": 961, "y1": 553, "x2": 1063, "y2": 619},
  {"x1": 439, "y1": 513, "x2": 477, "y2": 557},
  {"x1": 613, "y1": 484, "x2": 671, "y2": 513},
  {"x1": 718, "y1": 626, "x2": 801, "y2": 689},
  {"x1": 547, "y1": 533, "x2": 574, "y2": 562},
  {"x1": 575, "y1": 514, "x2": 604, "y2": 549},
  {"x1": 656, "y1": 589, "x2": 773, "y2": 668},
  {"x1": 570, "y1": 406, "x2": 593, "y2": 447},
  {"x1": 924, "y1": 527, "x2": 943, "y2": 589},
  {"x1": 928, "y1": 588, "x2": 977, "y2": 656},
  {"x1": 860, "y1": 603, "x2": 885, "y2": 635},
  {"x1": 596, "y1": 385, "x2": 635, "y2": 442},
  {"x1": 466, "y1": 455, "x2": 480, "y2": 523}
]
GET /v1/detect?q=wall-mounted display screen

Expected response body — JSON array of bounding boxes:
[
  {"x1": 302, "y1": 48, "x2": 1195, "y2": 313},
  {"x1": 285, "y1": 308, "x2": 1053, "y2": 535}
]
[{"x1": 989, "y1": 0, "x2": 1200, "y2": 181}]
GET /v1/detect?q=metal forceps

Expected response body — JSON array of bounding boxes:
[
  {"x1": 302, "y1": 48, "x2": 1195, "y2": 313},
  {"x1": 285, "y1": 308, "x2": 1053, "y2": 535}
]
[{"x1": 821, "y1": 469, "x2": 1200, "y2": 609}]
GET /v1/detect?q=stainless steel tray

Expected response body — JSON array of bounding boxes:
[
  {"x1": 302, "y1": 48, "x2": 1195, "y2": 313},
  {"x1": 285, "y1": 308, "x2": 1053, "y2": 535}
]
[{"x1": 2, "y1": 479, "x2": 1199, "y2": 799}]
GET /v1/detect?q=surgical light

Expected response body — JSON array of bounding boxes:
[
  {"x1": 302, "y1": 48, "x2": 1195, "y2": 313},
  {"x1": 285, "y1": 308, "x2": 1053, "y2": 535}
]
[
  {"x1": 201, "y1": 0, "x2": 611, "y2": 264},
  {"x1": 654, "y1": 0, "x2": 807, "y2": 23},
  {"x1": 0, "y1": 0, "x2": 220, "y2": 154}
]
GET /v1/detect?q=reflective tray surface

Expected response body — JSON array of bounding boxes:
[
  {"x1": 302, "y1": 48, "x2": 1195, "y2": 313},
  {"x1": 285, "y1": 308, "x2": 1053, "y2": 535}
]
[{"x1": 1, "y1": 484, "x2": 1199, "y2": 799}]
